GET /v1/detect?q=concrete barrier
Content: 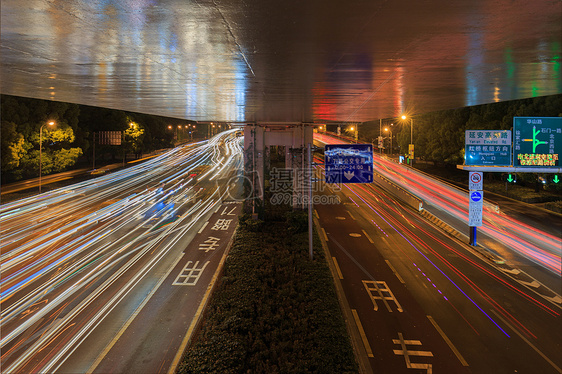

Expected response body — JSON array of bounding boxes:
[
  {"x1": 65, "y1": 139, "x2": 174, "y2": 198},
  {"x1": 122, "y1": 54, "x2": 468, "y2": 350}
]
[{"x1": 372, "y1": 171, "x2": 423, "y2": 212}]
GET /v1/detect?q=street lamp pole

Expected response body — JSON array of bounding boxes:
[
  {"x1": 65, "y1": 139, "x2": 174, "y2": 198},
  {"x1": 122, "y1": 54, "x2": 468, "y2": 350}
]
[
  {"x1": 39, "y1": 121, "x2": 55, "y2": 193},
  {"x1": 402, "y1": 115, "x2": 414, "y2": 165},
  {"x1": 384, "y1": 127, "x2": 393, "y2": 155}
]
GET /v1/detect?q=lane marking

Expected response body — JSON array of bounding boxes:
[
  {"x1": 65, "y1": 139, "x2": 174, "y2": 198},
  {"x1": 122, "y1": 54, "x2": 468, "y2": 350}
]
[
  {"x1": 351, "y1": 309, "x2": 374, "y2": 358},
  {"x1": 490, "y1": 309, "x2": 562, "y2": 373},
  {"x1": 332, "y1": 257, "x2": 344, "y2": 280},
  {"x1": 320, "y1": 227, "x2": 329, "y2": 242},
  {"x1": 427, "y1": 315, "x2": 469, "y2": 367},
  {"x1": 393, "y1": 332, "x2": 433, "y2": 373},
  {"x1": 314, "y1": 209, "x2": 319, "y2": 219},
  {"x1": 88, "y1": 252, "x2": 185, "y2": 373},
  {"x1": 384, "y1": 260, "x2": 405, "y2": 284},
  {"x1": 362, "y1": 280, "x2": 403, "y2": 312},
  {"x1": 347, "y1": 210, "x2": 357, "y2": 220},
  {"x1": 172, "y1": 261, "x2": 210, "y2": 286},
  {"x1": 197, "y1": 221, "x2": 209, "y2": 234},
  {"x1": 362, "y1": 230, "x2": 374, "y2": 244},
  {"x1": 167, "y1": 231, "x2": 236, "y2": 374}
]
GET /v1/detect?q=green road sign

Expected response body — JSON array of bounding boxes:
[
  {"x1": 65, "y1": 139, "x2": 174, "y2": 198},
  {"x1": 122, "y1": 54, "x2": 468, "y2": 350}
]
[
  {"x1": 513, "y1": 117, "x2": 562, "y2": 168},
  {"x1": 465, "y1": 130, "x2": 511, "y2": 166}
]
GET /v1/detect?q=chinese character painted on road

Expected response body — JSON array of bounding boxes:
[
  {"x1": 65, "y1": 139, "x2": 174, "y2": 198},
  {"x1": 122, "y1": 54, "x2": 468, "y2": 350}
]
[
  {"x1": 211, "y1": 219, "x2": 233, "y2": 231},
  {"x1": 199, "y1": 236, "x2": 221, "y2": 252},
  {"x1": 173, "y1": 261, "x2": 210, "y2": 286}
]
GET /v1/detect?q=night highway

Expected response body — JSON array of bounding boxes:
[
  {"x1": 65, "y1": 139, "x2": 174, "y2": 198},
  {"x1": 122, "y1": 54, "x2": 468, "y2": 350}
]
[
  {"x1": 1, "y1": 131, "x2": 243, "y2": 373},
  {"x1": 314, "y1": 133, "x2": 561, "y2": 373}
]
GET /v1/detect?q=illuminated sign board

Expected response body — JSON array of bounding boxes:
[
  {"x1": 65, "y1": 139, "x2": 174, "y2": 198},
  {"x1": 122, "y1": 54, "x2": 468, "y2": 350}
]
[
  {"x1": 513, "y1": 117, "x2": 562, "y2": 168},
  {"x1": 325, "y1": 144, "x2": 373, "y2": 183},
  {"x1": 465, "y1": 130, "x2": 511, "y2": 166}
]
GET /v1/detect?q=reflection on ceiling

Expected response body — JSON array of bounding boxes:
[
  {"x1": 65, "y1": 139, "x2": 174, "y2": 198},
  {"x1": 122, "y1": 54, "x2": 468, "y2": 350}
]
[{"x1": 1, "y1": 0, "x2": 560, "y2": 123}]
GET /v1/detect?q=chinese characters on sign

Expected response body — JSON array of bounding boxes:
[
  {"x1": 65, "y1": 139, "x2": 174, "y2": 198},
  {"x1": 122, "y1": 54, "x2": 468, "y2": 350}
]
[
  {"x1": 513, "y1": 117, "x2": 562, "y2": 168},
  {"x1": 465, "y1": 130, "x2": 511, "y2": 166},
  {"x1": 324, "y1": 144, "x2": 373, "y2": 184}
]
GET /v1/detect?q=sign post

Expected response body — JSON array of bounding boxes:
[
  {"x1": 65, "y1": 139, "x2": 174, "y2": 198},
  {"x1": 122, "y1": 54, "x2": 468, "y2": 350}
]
[
  {"x1": 468, "y1": 171, "x2": 483, "y2": 246},
  {"x1": 468, "y1": 189, "x2": 483, "y2": 245}
]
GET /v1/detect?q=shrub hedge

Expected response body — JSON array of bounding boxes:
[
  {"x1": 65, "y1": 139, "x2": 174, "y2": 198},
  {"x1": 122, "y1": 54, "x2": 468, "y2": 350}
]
[{"x1": 177, "y1": 213, "x2": 358, "y2": 374}]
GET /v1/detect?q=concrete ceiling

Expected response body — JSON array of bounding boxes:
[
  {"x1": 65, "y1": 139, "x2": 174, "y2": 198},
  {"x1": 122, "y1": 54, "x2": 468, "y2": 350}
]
[{"x1": 1, "y1": 0, "x2": 560, "y2": 124}]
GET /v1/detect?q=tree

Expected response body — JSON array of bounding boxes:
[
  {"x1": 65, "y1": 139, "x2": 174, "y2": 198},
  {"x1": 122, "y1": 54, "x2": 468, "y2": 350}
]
[
  {"x1": 1, "y1": 121, "x2": 27, "y2": 171},
  {"x1": 124, "y1": 120, "x2": 145, "y2": 157}
]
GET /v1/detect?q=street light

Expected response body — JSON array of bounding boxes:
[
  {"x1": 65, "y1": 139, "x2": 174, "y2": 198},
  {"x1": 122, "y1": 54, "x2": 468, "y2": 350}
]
[
  {"x1": 384, "y1": 126, "x2": 393, "y2": 155},
  {"x1": 401, "y1": 115, "x2": 414, "y2": 164},
  {"x1": 39, "y1": 120, "x2": 55, "y2": 193}
]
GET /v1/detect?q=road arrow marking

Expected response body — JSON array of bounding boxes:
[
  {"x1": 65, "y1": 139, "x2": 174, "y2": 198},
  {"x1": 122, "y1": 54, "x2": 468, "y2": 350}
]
[{"x1": 344, "y1": 170, "x2": 355, "y2": 180}]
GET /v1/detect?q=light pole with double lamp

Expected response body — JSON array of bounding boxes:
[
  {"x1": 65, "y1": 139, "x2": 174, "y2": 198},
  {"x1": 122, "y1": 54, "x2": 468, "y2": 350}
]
[{"x1": 39, "y1": 120, "x2": 55, "y2": 193}]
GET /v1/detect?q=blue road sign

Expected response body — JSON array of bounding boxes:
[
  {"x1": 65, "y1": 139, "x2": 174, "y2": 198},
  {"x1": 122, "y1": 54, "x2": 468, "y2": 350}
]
[
  {"x1": 470, "y1": 191, "x2": 482, "y2": 202},
  {"x1": 325, "y1": 144, "x2": 373, "y2": 184}
]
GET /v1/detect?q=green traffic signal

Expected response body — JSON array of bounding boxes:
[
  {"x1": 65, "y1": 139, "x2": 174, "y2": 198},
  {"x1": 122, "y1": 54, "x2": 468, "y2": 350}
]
[{"x1": 553, "y1": 175, "x2": 560, "y2": 184}]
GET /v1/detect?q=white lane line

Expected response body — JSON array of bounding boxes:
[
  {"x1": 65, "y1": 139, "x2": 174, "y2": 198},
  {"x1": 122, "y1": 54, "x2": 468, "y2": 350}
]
[
  {"x1": 490, "y1": 309, "x2": 562, "y2": 373},
  {"x1": 351, "y1": 309, "x2": 374, "y2": 358},
  {"x1": 427, "y1": 315, "x2": 469, "y2": 367},
  {"x1": 332, "y1": 257, "x2": 344, "y2": 280},
  {"x1": 385, "y1": 260, "x2": 406, "y2": 284},
  {"x1": 362, "y1": 230, "x2": 374, "y2": 244},
  {"x1": 197, "y1": 221, "x2": 209, "y2": 234}
]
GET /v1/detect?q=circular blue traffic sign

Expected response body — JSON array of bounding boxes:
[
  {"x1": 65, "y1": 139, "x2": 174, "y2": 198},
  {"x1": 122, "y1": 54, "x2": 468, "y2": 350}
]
[{"x1": 470, "y1": 191, "x2": 482, "y2": 202}]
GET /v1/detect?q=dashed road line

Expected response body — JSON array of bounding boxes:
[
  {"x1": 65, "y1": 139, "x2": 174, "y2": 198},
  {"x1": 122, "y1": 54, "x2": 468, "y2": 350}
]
[
  {"x1": 351, "y1": 309, "x2": 374, "y2": 358},
  {"x1": 320, "y1": 227, "x2": 329, "y2": 242},
  {"x1": 197, "y1": 221, "x2": 209, "y2": 234},
  {"x1": 384, "y1": 260, "x2": 405, "y2": 284},
  {"x1": 362, "y1": 229, "x2": 374, "y2": 244},
  {"x1": 427, "y1": 315, "x2": 468, "y2": 367},
  {"x1": 332, "y1": 257, "x2": 344, "y2": 280}
]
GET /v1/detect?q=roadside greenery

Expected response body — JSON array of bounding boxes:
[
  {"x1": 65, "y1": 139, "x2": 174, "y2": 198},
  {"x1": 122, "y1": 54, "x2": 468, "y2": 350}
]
[
  {"x1": 359, "y1": 94, "x2": 562, "y2": 165},
  {"x1": 177, "y1": 212, "x2": 358, "y2": 374},
  {"x1": 1, "y1": 94, "x2": 198, "y2": 183}
]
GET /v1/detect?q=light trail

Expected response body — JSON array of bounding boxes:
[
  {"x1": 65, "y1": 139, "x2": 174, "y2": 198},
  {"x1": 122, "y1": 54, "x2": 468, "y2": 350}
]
[
  {"x1": 0, "y1": 130, "x2": 243, "y2": 373},
  {"x1": 316, "y1": 133, "x2": 562, "y2": 276}
]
